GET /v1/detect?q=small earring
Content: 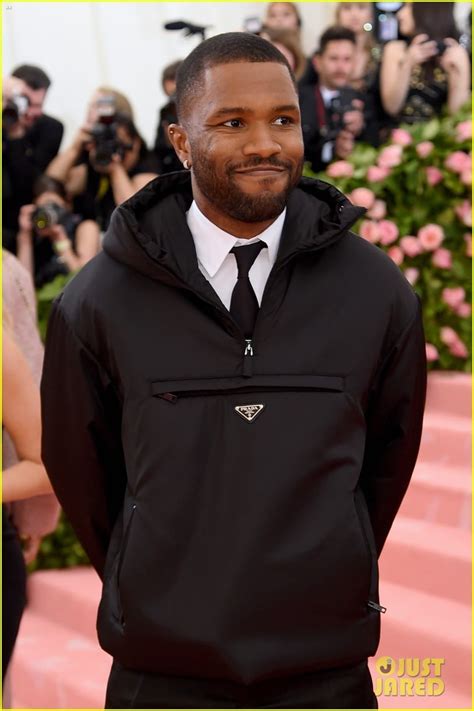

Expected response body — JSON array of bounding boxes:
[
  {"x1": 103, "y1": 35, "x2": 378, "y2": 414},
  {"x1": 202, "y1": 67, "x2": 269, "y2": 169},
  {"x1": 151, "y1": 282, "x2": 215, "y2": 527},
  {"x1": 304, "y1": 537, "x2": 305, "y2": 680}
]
[{"x1": 183, "y1": 159, "x2": 191, "y2": 170}]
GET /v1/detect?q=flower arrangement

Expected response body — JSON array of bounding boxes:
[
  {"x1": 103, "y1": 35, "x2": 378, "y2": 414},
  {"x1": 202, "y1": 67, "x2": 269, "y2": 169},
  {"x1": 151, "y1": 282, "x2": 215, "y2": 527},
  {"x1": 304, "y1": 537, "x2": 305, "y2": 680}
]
[{"x1": 305, "y1": 104, "x2": 472, "y2": 372}]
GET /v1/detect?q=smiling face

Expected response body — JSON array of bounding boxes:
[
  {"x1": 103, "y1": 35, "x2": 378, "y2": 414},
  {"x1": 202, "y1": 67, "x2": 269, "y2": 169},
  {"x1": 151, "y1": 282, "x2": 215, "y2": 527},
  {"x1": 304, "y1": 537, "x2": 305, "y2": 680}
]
[{"x1": 170, "y1": 61, "x2": 304, "y2": 238}]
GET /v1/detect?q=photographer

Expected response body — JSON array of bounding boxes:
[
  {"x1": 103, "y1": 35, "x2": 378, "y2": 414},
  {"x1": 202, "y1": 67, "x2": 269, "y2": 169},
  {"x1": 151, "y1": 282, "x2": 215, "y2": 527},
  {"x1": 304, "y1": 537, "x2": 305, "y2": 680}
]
[
  {"x1": 16, "y1": 175, "x2": 100, "y2": 288},
  {"x1": 153, "y1": 60, "x2": 184, "y2": 174},
  {"x1": 47, "y1": 95, "x2": 158, "y2": 231},
  {"x1": 299, "y1": 27, "x2": 373, "y2": 173},
  {"x1": 2, "y1": 65, "x2": 63, "y2": 253},
  {"x1": 380, "y1": 2, "x2": 470, "y2": 122}
]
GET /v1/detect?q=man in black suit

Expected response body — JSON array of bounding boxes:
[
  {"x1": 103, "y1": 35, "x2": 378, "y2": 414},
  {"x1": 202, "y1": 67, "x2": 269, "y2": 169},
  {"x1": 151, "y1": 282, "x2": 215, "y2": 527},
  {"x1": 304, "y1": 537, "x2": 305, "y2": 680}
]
[
  {"x1": 299, "y1": 26, "x2": 370, "y2": 173},
  {"x1": 2, "y1": 64, "x2": 64, "y2": 253}
]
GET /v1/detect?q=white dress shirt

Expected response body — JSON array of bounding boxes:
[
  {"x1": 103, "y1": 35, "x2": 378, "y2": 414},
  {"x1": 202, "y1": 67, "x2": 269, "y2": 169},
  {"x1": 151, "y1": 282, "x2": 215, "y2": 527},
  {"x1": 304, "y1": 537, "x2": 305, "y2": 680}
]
[{"x1": 186, "y1": 201, "x2": 286, "y2": 310}]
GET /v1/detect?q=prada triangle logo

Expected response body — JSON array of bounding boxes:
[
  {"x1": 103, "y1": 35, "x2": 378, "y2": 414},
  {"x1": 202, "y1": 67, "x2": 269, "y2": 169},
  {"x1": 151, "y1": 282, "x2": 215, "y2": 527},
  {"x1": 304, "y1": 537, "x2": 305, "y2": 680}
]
[{"x1": 234, "y1": 404, "x2": 265, "y2": 423}]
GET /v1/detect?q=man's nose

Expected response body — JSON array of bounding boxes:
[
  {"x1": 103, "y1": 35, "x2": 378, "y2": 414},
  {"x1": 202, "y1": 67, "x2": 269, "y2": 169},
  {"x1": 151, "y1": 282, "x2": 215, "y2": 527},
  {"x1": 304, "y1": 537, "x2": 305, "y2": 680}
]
[{"x1": 242, "y1": 124, "x2": 281, "y2": 157}]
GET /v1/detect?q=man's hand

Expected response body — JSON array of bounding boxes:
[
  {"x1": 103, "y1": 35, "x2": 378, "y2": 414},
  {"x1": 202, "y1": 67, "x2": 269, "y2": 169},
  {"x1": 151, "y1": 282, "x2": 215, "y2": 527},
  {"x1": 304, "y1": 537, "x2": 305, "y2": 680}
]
[
  {"x1": 344, "y1": 99, "x2": 364, "y2": 137},
  {"x1": 18, "y1": 204, "x2": 35, "y2": 234},
  {"x1": 335, "y1": 129, "x2": 355, "y2": 159}
]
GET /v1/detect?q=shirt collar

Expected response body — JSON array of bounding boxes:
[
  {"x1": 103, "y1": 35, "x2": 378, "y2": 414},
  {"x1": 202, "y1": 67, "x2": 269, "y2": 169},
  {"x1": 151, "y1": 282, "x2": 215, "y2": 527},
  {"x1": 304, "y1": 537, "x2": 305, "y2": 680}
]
[{"x1": 187, "y1": 201, "x2": 286, "y2": 278}]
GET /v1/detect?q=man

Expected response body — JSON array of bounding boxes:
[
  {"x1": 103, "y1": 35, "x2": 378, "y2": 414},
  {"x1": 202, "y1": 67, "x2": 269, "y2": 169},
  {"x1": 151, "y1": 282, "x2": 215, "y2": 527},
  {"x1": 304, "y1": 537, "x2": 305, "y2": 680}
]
[
  {"x1": 41, "y1": 32, "x2": 426, "y2": 709},
  {"x1": 153, "y1": 59, "x2": 184, "y2": 174},
  {"x1": 2, "y1": 64, "x2": 64, "y2": 252},
  {"x1": 299, "y1": 26, "x2": 376, "y2": 172}
]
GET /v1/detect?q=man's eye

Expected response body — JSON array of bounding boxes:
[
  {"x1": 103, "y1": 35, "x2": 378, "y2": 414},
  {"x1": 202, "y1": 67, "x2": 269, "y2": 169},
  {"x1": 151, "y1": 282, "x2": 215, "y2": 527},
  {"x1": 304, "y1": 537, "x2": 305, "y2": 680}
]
[
  {"x1": 223, "y1": 119, "x2": 243, "y2": 128},
  {"x1": 274, "y1": 116, "x2": 294, "y2": 126}
]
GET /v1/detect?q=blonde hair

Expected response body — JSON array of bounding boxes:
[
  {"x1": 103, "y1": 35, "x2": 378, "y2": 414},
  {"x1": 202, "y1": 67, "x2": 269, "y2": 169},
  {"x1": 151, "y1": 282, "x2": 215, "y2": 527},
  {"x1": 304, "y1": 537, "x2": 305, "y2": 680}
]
[
  {"x1": 260, "y1": 26, "x2": 307, "y2": 81},
  {"x1": 96, "y1": 86, "x2": 134, "y2": 119}
]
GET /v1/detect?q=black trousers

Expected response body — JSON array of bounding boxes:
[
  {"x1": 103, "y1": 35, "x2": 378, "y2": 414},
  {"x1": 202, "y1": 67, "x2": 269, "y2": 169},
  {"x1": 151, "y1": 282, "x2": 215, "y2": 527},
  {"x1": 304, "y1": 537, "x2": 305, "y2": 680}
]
[
  {"x1": 2, "y1": 507, "x2": 27, "y2": 680},
  {"x1": 105, "y1": 658, "x2": 378, "y2": 709}
]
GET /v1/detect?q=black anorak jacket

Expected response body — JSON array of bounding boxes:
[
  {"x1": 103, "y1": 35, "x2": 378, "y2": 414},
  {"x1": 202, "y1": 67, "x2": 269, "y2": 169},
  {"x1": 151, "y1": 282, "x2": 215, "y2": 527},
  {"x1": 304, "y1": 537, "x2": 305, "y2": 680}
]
[{"x1": 41, "y1": 172, "x2": 427, "y2": 684}]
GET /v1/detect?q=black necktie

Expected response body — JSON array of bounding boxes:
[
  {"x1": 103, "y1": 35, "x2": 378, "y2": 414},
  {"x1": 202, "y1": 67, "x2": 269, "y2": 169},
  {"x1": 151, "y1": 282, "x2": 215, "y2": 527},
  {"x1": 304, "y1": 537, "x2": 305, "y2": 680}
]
[{"x1": 230, "y1": 241, "x2": 267, "y2": 338}]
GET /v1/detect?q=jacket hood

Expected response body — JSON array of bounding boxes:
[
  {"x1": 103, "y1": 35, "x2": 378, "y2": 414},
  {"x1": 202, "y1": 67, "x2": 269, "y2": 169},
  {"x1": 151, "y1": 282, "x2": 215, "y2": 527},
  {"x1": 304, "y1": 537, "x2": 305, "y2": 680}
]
[{"x1": 102, "y1": 171, "x2": 365, "y2": 288}]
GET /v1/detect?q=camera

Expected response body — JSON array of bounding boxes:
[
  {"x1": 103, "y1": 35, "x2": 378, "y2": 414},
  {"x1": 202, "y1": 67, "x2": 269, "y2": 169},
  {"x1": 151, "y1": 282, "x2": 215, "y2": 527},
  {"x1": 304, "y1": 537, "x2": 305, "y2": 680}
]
[
  {"x1": 90, "y1": 96, "x2": 132, "y2": 167},
  {"x1": 2, "y1": 93, "x2": 29, "y2": 131},
  {"x1": 31, "y1": 202, "x2": 68, "y2": 231},
  {"x1": 322, "y1": 95, "x2": 357, "y2": 142}
]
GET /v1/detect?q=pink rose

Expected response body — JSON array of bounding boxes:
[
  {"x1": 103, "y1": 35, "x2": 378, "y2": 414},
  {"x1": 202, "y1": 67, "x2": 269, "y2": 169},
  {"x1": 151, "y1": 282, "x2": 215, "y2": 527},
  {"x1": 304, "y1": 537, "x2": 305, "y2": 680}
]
[
  {"x1": 442, "y1": 287, "x2": 465, "y2": 309},
  {"x1": 455, "y1": 200, "x2": 472, "y2": 227},
  {"x1": 456, "y1": 303, "x2": 472, "y2": 318},
  {"x1": 391, "y1": 128, "x2": 412, "y2": 146},
  {"x1": 464, "y1": 233, "x2": 472, "y2": 257},
  {"x1": 425, "y1": 343, "x2": 439, "y2": 362},
  {"x1": 431, "y1": 248, "x2": 452, "y2": 269},
  {"x1": 456, "y1": 120, "x2": 472, "y2": 142},
  {"x1": 440, "y1": 327, "x2": 458, "y2": 346},
  {"x1": 367, "y1": 199, "x2": 387, "y2": 220},
  {"x1": 367, "y1": 165, "x2": 390, "y2": 182},
  {"x1": 417, "y1": 224, "x2": 444, "y2": 251},
  {"x1": 404, "y1": 267, "x2": 419, "y2": 285},
  {"x1": 388, "y1": 246, "x2": 404, "y2": 265},
  {"x1": 400, "y1": 236, "x2": 422, "y2": 257},
  {"x1": 326, "y1": 160, "x2": 354, "y2": 178},
  {"x1": 425, "y1": 166, "x2": 443, "y2": 186},
  {"x1": 461, "y1": 168, "x2": 471, "y2": 185},
  {"x1": 359, "y1": 219, "x2": 380, "y2": 243},
  {"x1": 416, "y1": 141, "x2": 434, "y2": 159},
  {"x1": 444, "y1": 151, "x2": 471, "y2": 174},
  {"x1": 378, "y1": 144, "x2": 403, "y2": 168},
  {"x1": 449, "y1": 339, "x2": 469, "y2": 358},
  {"x1": 378, "y1": 219, "x2": 399, "y2": 245},
  {"x1": 349, "y1": 187, "x2": 375, "y2": 210}
]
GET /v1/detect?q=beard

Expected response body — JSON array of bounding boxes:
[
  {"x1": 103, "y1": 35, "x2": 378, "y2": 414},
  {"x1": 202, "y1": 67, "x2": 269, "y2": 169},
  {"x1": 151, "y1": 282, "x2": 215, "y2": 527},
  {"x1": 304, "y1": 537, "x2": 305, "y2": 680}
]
[{"x1": 190, "y1": 148, "x2": 303, "y2": 224}]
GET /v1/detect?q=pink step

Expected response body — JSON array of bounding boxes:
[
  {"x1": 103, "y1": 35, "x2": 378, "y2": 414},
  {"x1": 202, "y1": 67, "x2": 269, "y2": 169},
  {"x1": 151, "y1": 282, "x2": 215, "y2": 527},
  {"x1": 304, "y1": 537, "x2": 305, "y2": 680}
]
[
  {"x1": 374, "y1": 580, "x2": 471, "y2": 706},
  {"x1": 10, "y1": 610, "x2": 111, "y2": 708},
  {"x1": 399, "y1": 461, "x2": 471, "y2": 529},
  {"x1": 26, "y1": 567, "x2": 101, "y2": 641},
  {"x1": 418, "y1": 412, "x2": 471, "y2": 469},
  {"x1": 426, "y1": 372, "x2": 471, "y2": 420},
  {"x1": 380, "y1": 516, "x2": 471, "y2": 605}
]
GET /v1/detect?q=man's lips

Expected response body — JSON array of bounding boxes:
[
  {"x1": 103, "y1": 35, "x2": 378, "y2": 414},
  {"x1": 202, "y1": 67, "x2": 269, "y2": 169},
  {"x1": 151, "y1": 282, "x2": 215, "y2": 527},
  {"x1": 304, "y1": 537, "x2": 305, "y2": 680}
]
[{"x1": 234, "y1": 166, "x2": 287, "y2": 177}]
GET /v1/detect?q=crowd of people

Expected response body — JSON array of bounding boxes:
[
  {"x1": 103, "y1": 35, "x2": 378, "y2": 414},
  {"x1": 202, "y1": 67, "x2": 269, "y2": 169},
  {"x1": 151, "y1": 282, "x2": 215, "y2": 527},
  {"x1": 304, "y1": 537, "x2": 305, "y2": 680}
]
[{"x1": 1, "y1": 0, "x2": 471, "y2": 694}]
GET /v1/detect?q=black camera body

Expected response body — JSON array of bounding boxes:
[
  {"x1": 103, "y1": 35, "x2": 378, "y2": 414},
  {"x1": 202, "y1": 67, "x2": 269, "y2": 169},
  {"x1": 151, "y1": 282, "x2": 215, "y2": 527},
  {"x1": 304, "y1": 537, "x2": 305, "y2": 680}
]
[
  {"x1": 3, "y1": 93, "x2": 29, "y2": 131},
  {"x1": 322, "y1": 92, "x2": 359, "y2": 142},
  {"x1": 32, "y1": 202, "x2": 68, "y2": 231},
  {"x1": 90, "y1": 120, "x2": 125, "y2": 167}
]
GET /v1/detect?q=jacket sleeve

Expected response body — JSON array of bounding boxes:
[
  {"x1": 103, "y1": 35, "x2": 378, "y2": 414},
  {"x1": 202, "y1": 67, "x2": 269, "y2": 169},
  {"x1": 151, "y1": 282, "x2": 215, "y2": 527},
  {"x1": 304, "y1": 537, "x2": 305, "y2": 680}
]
[
  {"x1": 359, "y1": 295, "x2": 427, "y2": 556},
  {"x1": 40, "y1": 296, "x2": 127, "y2": 578}
]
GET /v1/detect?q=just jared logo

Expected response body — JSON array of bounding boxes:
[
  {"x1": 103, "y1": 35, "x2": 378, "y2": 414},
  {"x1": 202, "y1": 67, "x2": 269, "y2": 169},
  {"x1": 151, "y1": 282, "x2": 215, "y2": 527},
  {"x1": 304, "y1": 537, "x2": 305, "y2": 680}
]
[{"x1": 374, "y1": 657, "x2": 445, "y2": 697}]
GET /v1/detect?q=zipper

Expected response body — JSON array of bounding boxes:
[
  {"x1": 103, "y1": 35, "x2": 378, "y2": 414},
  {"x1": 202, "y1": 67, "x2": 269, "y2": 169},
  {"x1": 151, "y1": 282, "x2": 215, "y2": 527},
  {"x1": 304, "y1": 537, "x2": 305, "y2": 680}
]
[
  {"x1": 367, "y1": 600, "x2": 387, "y2": 613},
  {"x1": 243, "y1": 339, "x2": 254, "y2": 377},
  {"x1": 116, "y1": 503, "x2": 136, "y2": 626}
]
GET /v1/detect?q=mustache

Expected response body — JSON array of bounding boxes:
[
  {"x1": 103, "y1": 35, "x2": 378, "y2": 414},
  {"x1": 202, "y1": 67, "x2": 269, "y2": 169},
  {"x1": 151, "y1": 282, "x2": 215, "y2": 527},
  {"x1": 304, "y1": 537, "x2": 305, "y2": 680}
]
[{"x1": 228, "y1": 157, "x2": 293, "y2": 172}]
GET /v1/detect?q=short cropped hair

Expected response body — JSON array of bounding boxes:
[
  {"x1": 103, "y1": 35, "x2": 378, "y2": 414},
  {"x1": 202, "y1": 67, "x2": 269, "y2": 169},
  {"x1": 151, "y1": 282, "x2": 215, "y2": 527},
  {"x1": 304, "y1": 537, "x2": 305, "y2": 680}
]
[
  {"x1": 317, "y1": 26, "x2": 356, "y2": 55},
  {"x1": 176, "y1": 31, "x2": 296, "y2": 123},
  {"x1": 12, "y1": 64, "x2": 51, "y2": 91}
]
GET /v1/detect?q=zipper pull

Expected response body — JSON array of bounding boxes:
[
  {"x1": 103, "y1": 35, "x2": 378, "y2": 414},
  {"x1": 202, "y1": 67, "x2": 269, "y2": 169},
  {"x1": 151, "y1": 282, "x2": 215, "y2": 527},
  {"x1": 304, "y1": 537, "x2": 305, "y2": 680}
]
[
  {"x1": 244, "y1": 339, "x2": 254, "y2": 356},
  {"x1": 368, "y1": 600, "x2": 387, "y2": 613},
  {"x1": 243, "y1": 339, "x2": 254, "y2": 377}
]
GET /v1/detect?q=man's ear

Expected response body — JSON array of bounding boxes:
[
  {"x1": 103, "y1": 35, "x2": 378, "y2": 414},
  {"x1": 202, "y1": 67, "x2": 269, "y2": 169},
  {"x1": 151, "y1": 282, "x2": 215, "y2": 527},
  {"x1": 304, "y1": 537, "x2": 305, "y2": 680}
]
[
  {"x1": 312, "y1": 54, "x2": 321, "y2": 75},
  {"x1": 167, "y1": 124, "x2": 191, "y2": 168}
]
